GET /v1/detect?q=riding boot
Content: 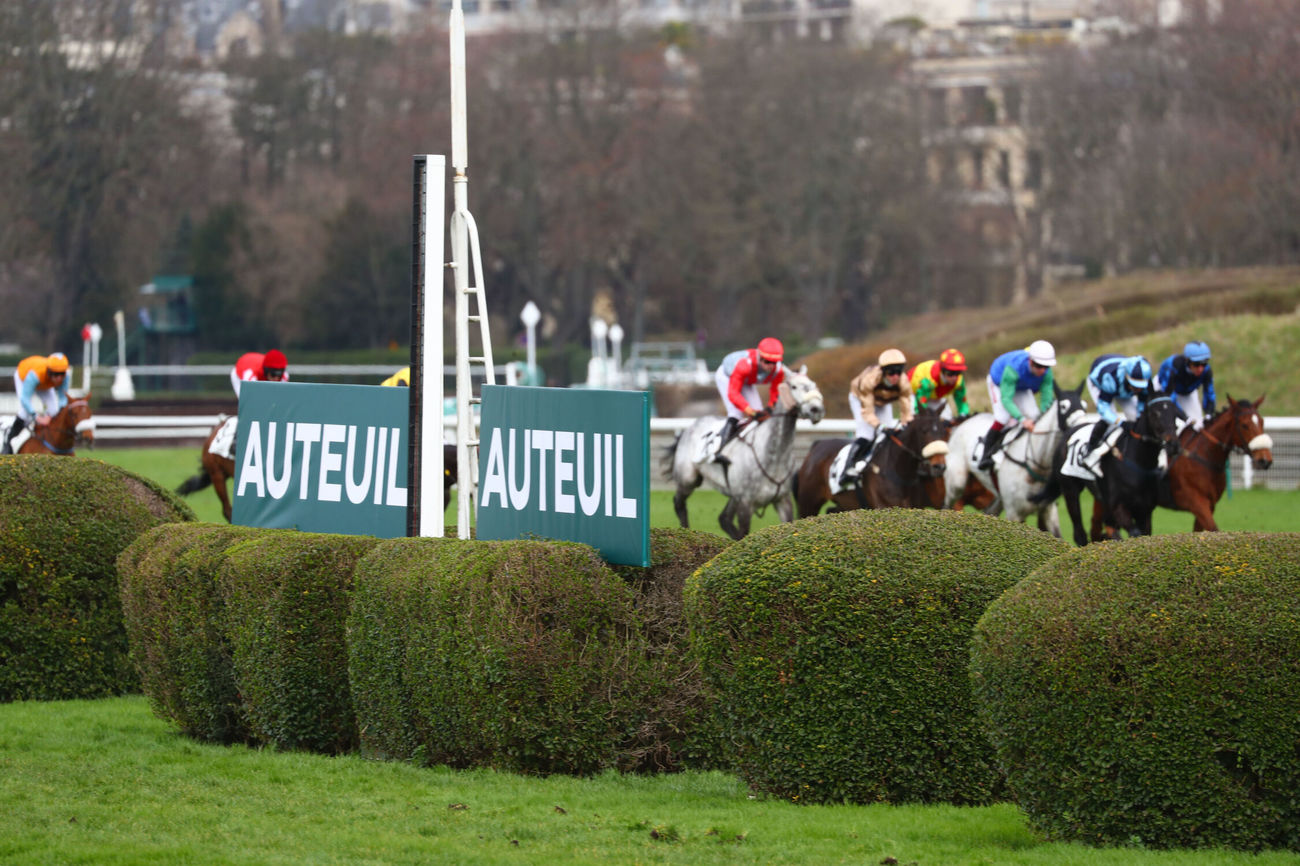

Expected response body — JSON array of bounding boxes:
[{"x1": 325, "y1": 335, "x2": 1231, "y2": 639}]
[
  {"x1": 713, "y1": 417, "x2": 739, "y2": 467},
  {"x1": 1083, "y1": 421, "x2": 1115, "y2": 471},
  {"x1": 977, "y1": 425, "x2": 1006, "y2": 471},
  {"x1": 840, "y1": 437, "x2": 870, "y2": 486}
]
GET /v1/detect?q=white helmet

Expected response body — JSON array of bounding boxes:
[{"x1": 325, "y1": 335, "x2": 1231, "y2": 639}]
[
  {"x1": 878, "y1": 348, "x2": 907, "y2": 367},
  {"x1": 1027, "y1": 340, "x2": 1057, "y2": 367}
]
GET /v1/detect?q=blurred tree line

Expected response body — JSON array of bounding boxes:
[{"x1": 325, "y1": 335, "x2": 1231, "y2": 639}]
[{"x1": 1, "y1": 0, "x2": 1297, "y2": 367}]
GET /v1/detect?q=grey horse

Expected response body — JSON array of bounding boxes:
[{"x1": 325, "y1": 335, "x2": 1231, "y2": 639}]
[{"x1": 663, "y1": 367, "x2": 825, "y2": 539}]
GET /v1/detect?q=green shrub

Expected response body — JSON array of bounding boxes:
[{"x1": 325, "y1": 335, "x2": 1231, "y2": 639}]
[
  {"x1": 220, "y1": 532, "x2": 380, "y2": 754},
  {"x1": 0, "y1": 456, "x2": 195, "y2": 701},
  {"x1": 118, "y1": 523, "x2": 264, "y2": 743},
  {"x1": 613, "y1": 528, "x2": 732, "y2": 771},
  {"x1": 349, "y1": 538, "x2": 650, "y2": 775},
  {"x1": 686, "y1": 509, "x2": 1068, "y2": 804},
  {"x1": 971, "y1": 532, "x2": 1300, "y2": 851}
]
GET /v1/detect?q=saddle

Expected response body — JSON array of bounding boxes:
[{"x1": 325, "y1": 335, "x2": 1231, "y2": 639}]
[{"x1": 692, "y1": 417, "x2": 757, "y2": 465}]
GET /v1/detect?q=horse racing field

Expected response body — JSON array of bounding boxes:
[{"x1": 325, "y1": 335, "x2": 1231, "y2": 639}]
[{"x1": 90, "y1": 445, "x2": 1300, "y2": 535}]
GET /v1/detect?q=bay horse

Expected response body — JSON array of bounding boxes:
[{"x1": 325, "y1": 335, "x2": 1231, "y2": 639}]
[
  {"x1": 792, "y1": 405, "x2": 950, "y2": 517},
  {"x1": 15, "y1": 399, "x2": 96, "y2": 455},
  {"x1": 1153, "y1": 395, "x2": 1272, "y2": 532},
  {"x1": 664, "y1": 369, "x2": 826, "y2": 540},
  {"x1": 942, "y1": 381, "x2": 1088, "y2": 537},
  {"x1": 1035, "y1": 393, "x2": 1182, "y2": 546},
  {"x1": 178, "y1": 417, "x2": 460, "y2": 523}
]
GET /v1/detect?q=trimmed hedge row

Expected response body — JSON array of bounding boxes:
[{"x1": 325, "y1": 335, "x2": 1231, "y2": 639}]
[
  {"x1": 119, "y1": 525, "x2": 379, "y2": 751},
  {"x1": 0, "y1": 456, "x2": 194, "y2": 701},
  {"x1": 348, "y1": 537, "x2": 651, "y2": 774},
  {"x1": 972, "y1": 532, "x2": 1300, "y2": 851},
  {"x1": 685, "y1": 508, "x2": 1069, "y2": 805}
]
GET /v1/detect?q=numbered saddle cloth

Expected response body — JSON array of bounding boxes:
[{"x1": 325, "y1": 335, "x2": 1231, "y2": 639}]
[
  {"x1": 1061, "y1": 423, "x2": 1123, "y2": 481},
  {"x1": 209, "y1": 414, "x2": 239, "y2": 461}
]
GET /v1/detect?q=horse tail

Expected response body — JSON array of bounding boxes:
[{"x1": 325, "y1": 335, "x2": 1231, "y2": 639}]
[
  {"x1": 177, "y1": 469, "x2": 213, "y2": 496},
  {"x1": 660, "y1": 431, "x2": 682, "y2": 481}
]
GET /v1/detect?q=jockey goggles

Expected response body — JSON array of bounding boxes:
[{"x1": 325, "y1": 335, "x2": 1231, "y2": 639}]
[{"x1": 882, "y1": 364, "x2": 905, "y2": 376}]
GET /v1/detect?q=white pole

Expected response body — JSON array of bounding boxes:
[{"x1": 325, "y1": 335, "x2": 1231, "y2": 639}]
[
  {"x1": 110, "y1": 310, "x2": 135, "y2": 400},
  {"x1": 520, "y1": 300, "x2": 540, "y2": 383},
  {"x1": 450, "y1": 0, "x2": 474, "y2": 539},
  {"x1": 609, "y1": 323, "x2": 624, "y2": 383},
  {"x1": 419, "y1": 155, "x2": 446, "y2": 537},
  {"x1": 82, "y1": 326, "x2": 92, "y2": 391}
]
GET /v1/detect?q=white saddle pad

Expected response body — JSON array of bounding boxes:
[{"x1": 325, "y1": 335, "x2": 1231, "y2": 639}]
[
  {"x1": 827, "y1": 443, "x2": 855, "y2": 495},
  {"x1": 208, "y1": 414, "x2": 238, "y2": 461},
  {"x1": 691, "y1": 418, "x2": 728, "y2": 464},
  {"x1": 1062, "y1": 423, "x2": 1124, "y2": 481}
]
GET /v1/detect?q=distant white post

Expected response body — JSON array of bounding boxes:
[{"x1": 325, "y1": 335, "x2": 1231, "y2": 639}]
[
  {"x1": 520, "y1": 300, "x2": 540, "y2": 383},
  {"x1": 110, "y1": 311, "x2": 135, "y2": 400},
  {"x1": 609, "y1": 323, "x2": 624, "y2": 384}
]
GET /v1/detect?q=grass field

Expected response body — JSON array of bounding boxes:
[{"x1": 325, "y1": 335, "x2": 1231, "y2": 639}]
[
  {"x1": 4, "y1": 697, "x2": 1299, "y2": 866},
  {"x1": 90, "y1": 446, "x2": 1300, "y2": 536}
]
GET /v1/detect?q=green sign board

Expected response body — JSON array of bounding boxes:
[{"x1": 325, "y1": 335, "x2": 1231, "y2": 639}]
[
  {"x1": 476, "y1": 385, "x2": 650, "y2": 567},
  {"x1": 234, "y1": 382, "x2": 409, "y2": 537}
]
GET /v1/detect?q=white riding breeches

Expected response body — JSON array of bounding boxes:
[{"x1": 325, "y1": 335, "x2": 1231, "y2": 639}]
[
  {"x1": 987, "y1": 377, "x2": 1043, "y2": 426},
  {"x1": 849, "y1": 392, "x2": 894, "y2": 442},
  {"x1": 1171, "y1": 389, "x2": 1204, "y2": 430},
  {"x1": 1086, "y1": 380, "x2": 1139, "y2": 424},
  {"x1": 12, "y1": 373, "x2": 59, "y2": 423},
  {"x1": 715, "y1": 367, "x2": 761, "y2": 420}
]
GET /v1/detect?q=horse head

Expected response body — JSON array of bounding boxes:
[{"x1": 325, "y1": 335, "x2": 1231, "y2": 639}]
[
  {"x1": 1143, "y1": 394, "x2": 1181, "y2": 459},
  {"x1": 1053, "y1": 379, "x2": 1089, "y2": 430},
  {"x1": 66, "y1": 400, "x2": 96, "y2": 448},
  {"x1": 1225, "y1": 393, "x2": 1273, "y2": 471},
  {"x1": 779, "y1": 366, "x2": 825, "y2": 423},
  {"x1": 903, "y1": 406, "x2": 950, "y2": 479}
]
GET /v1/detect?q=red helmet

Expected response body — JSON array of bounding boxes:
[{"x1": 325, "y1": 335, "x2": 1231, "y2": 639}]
[
  {"x1": 262, "y1": 349, "x2": 288, "y2": 373},
  {"x1": 757, "y1": 337, "x2": 784, "y2": 362},
  {"x1": 938, "y1": 348, "x2": 967, "y2": 372}
]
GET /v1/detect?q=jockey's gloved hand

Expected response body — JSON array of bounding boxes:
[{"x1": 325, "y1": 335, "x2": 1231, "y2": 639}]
[{"x1": 756, "y1": 408, "x2": 772, "y2": 421}]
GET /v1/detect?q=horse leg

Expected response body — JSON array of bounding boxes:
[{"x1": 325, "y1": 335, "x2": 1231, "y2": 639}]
[
  {"x1": 1063, "y1": 482, "x2": 1088, "y2": 547},
  {"x1": 214, "y1": 460, "x2": 234, "y2": 523},
  {"x1": 796, "y1": 476, "x2": 827, "y2": 518},
  {"x1": 734, "y1": 502, "x2": 754, "y2": 539},
  {"x1": 1189, "y1": 499, "x2": 1219, "y2": 532},
  {"x1": 672, "y1": 486, "x2": 693, "y2": 529},
  {"x1": 718, "y1": 499, "x2": 743, "y2": 541},
  {"x1": 775, "y1": 493, "x2": 794, "y2": 524}
]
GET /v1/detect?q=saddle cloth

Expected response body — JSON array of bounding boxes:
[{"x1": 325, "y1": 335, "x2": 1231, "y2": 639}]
[
  {"x1": 1, "y1": 417, "x2": 32, "y2": 453},
  {"x1": 826, "y1": 443, "x2": 855, "y2": 496},
  {"x1": 1061, "y1": 422, "x2": 1125, "y2": 481},
  {"x1": 208, "y1": 414, "x2": 238, "y2": 461},
  {"x1": 690, "y1": 418, "x2": 757, "y2": 464}
]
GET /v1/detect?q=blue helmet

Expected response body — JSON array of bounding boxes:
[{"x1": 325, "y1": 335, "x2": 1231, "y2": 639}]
[
  {"x1": 1184, "y1": 341, "x2": 1211, "y2": 363},
  {"x1": 1125, "y1": 356, "x2": 1152, "y2": 391}
]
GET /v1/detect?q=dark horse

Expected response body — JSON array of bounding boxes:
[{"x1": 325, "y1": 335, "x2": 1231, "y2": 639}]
[
  {"x1": 178, "y1": 418, "x2": 459, "y2": 523},
  {"x1": 1035, "y1": 394, "x2": 1181, "y2": 546},
  {"x1": 793, "y1": 405, "x2": 950, "y2": 517},
  {"x1": 1154, "y1": 395, "x2": 1272, "y2": 532},
  {"x1": 15, "y1": 399, "x2": 96, "y2": 455}
]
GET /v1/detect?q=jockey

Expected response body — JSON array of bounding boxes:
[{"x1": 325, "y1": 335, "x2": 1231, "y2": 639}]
[
  {"x1": 909, "y1": 348, "x2": 970, "y2": 420},
  {"x1": 4, "y1": 352, "x2": 71, "y2": 454},
  {"x1": 712, "y1": 337, "x2": 787, "y2": 457},
  {"x1": 1157, "y1": 341, "x2": 1215, "y2": 431},
  {"x1": 843, "y1": 348, "x2": 915, "y2": 485},
  {"x1": 1081, "y1": 353, "x2": 1153, "y2": 468},
  {"x1": 979, "y1": 340, "x2": 1056, "y2": 471},
  {"x1": 381, "y1": 366, "x2": 411, "y2": 387},
  {"x1": 231, "y1": 349, "x2": 289, "y2": 398}
]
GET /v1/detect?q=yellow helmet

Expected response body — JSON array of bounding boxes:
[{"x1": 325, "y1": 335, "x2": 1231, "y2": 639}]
[{"x1": 46, "y1": 353, "x2": 69, "y2": 373}]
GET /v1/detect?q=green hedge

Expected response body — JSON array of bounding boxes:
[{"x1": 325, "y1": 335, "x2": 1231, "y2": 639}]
[
  {"x1": 220, "y1": 532, "x2": 380, "y2": 753},
  {"x1": 349, "y1": 538, "x2": 651, "y2": 774},
  {"x1": 613, "y1": 527, "x2": 732, "y2": 771},
  {"x1": 0, "y1": 456, "x2": 195, "y2": 701},
  {"x1": 972, "y1": 532, "x2": 1300, "y2": 851},
  {"x1": 119, "y1": 523, "x2": 264, "y2": 743},
  {"x1": 686, "y1": 509, "x2": 1068, "y2": 804}
]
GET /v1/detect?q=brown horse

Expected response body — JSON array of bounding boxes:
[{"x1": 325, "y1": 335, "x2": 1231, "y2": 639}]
[
  {"x1": 16, "y1": 399, "x2": 96, "y2": 455},
  {"x1": 1153, "y1": 395, "x2": 1273, "y2": 532},
  {"x1": 178, "y1": 418, "x2": 459, "y2": 523},
  {"x1": 793, "y1": 406, "x2": 950, "y2": 517}
]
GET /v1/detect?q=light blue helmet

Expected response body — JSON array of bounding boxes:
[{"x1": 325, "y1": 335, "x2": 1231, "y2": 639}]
[
  {"x1": 1125, "y1": 356, "x2": 1152, "y2": 391},
  {"x1": 1184, "y1": 340, "x2": 1211, "y2": 363}
]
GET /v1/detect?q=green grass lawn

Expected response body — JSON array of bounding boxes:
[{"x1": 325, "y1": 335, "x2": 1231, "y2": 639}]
[
  {"x1": 90, "y1": 446, "x2": 1300, "y2": 537},
  {"x1": 3, "y1": 697, "x2": 1298, "y2": 866}
]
